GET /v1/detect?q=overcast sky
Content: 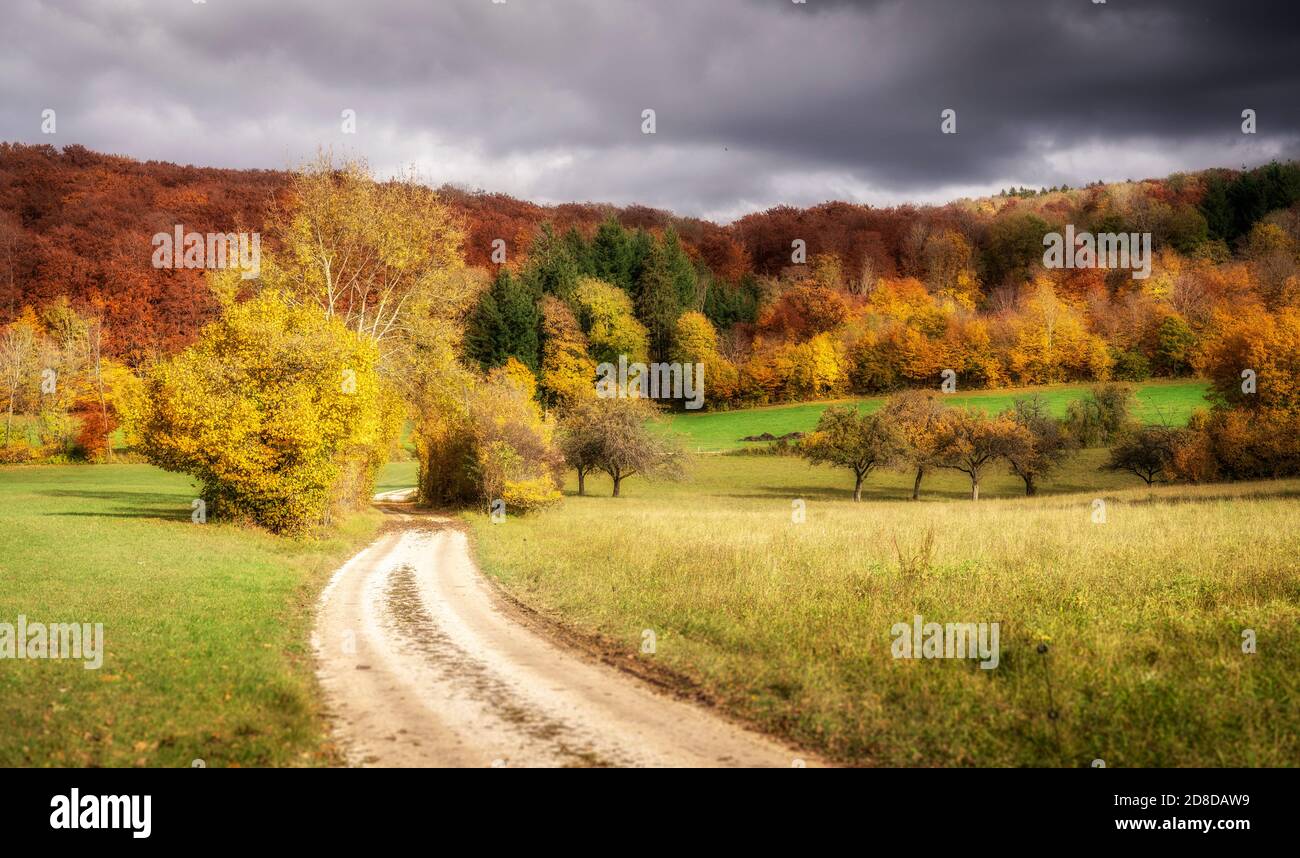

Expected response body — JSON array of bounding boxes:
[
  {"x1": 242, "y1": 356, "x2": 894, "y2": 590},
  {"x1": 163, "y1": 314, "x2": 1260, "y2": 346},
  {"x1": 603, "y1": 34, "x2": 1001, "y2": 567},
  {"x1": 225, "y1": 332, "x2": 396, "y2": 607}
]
[{"x1": 3, "y1": 0, "x2": 1297, "y2": 221}]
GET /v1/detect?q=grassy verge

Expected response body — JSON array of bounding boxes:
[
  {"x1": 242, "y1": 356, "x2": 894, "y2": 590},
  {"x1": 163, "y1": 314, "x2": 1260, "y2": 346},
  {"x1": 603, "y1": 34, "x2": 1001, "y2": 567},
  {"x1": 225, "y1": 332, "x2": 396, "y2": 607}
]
[
  {"x1": 466, "y1": 453, "x2": 1300, "y2": 766},
  {"x1": 663, "y1": 379, "x2": 1210, "y2": 451},
  {"x1": 0, "y1": 463, "x2": 392, "y2": 767}
]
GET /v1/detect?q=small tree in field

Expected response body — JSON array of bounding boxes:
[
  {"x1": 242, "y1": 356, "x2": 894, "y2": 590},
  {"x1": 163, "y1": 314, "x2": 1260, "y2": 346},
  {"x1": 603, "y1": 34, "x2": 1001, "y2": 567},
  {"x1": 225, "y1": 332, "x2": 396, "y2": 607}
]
[
  {"x1": 559, "y1": 397, "x2": 686, "y2": 496},
  {"x1": 556, "y1": 398, "x2": 609, "y2": 496},
  {"x1": 880, "y1": 390, "x2": 948, "y2": 500},
  {"x1": 801, "y1": 406, "x2": 902, "y2": 501},
  {"x1": 1105, "y1": 425, "x2": 1178, "y2": 485},
  {"x1": 1002, "y1": 395, "x2": 1077, "y2": 495},
  {"x1": 936, "y1": 408, "x2": 1031, "y2": 500}
]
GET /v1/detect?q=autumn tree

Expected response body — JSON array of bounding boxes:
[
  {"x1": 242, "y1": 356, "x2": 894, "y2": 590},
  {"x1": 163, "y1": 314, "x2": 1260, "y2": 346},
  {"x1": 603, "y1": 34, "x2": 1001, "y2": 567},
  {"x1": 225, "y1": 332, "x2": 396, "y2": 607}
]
[
  {"x1": 801, "y1": 406, "x2": 903, "y2": 501},
  {"x1": 1105, "y1": 426, "x2": 1178, "y2": 485},
  {"x1": 1001, "y1": 395, "x2": 1076, "y2": 495},
  {"x1": 924, "y1": 229, "x2": 980, "y2": 309},
  {"x1": 1006, "y1": 279, "x2": 1113, "y2": 384},
  {"x1": 936, "y1": 408, "x2": 1030, "y2": 500},
  {"x1": 0, "y1": 318, "x2": 36, "y2": 446},
  {"x1": 757, "y1": 282, "x2": 849, "y2": 339},
  {"x1": 879, "y1": 390, "x2": 948, "y2": 500},
  {"x1": 267, "y1": 154, "x2": 466, "y2": 364},
  {"x1": 1196, "y1": 305, "x2": 1300, "y2": 413},
  {"x1": 572, "y1": 277, "x2": 649, "y2": 365},
  {"x1": 538, "y1": 295, "x2": 597, "y2": 408},
  {"x1": 590, "y1": 397, "x2": 686, "y2": 496},
  {"x1": 671, "y1": 311, "x2": 738, "y2": 403},
  {"x1": 555, "y1": 397, "x2": 607, "y2": 496}
]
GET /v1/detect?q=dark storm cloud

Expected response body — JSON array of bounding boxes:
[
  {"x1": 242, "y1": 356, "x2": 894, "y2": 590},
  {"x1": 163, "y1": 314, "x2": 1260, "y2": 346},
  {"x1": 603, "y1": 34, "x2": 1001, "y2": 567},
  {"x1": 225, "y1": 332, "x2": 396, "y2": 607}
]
[{"x1": 2, "y1": 0, "x2": 1297, "y2": 220}]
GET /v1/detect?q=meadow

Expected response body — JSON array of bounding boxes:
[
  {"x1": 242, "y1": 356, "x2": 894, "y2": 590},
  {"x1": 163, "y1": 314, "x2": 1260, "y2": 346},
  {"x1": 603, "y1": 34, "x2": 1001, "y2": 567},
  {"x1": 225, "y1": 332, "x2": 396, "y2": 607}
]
[
  {"x1": 662, "y1": 379, "x2": 1210, "y2": 451},
  {"x1": 3, "y1": 378, "x2": 1294, "y2": 768},
  {"x1": 467, "y1": 452, "x2": 1300, "y2": 766},
  {"x1": 0, "y1": 463, "x2": 387, "y2": 767}
]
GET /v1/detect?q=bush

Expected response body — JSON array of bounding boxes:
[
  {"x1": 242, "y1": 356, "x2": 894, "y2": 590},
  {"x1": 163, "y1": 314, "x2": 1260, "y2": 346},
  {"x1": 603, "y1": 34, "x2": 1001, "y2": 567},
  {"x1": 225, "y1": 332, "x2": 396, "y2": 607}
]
[
  {"x1": 0, "y1": 438, "x2": 45, "y2": 465},
  {"x1": 1199, "y1": 407, "x2": 1300, "y2": 480},
  {"x1": 1065, "y1": 383, "x2": 1135, "y2": 447},
  {"x1": 126, "y1": 291, "x2": 399, "y2": 534},
  {"x1": 72, "y1": 402, "x2": 117, "y2": 462},
  {"x1": 1110, "y1": 348, "x2": 1151, "y2": 382},
  {"x1": 418, "y1": 358, "x2": 564, "y2": 511},
  {"x1": 502, "y1": 476, "x2": 563, "y2": 513}
]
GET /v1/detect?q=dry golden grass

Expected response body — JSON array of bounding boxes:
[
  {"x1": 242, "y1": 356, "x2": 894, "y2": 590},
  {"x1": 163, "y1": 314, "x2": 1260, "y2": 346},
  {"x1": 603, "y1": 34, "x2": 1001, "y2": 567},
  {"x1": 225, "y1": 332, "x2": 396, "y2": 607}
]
[{"x1": 468, "y1": 454, "x2": 1300, "y2": 766}]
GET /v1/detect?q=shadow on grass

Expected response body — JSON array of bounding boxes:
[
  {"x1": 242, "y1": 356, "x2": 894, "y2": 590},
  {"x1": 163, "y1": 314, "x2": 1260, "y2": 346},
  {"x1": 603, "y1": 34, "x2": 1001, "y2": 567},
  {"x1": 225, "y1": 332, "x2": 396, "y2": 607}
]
[
  {"x1": 37, "y1": 489, "x2": 192, "y2": 521},
  {"x1": 1116, "y1": 487, "x2": 1300, "y2": 507}
]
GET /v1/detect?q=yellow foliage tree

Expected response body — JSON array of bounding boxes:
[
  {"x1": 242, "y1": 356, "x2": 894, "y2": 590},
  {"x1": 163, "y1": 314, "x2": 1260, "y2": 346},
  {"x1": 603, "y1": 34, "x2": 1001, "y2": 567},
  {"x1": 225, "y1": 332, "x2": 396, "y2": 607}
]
[
  {"x1": 572, "y1": 277, "x2": 649, "y2": 365},
  {"x1": 126, "y1": 291, "x2": 400, "y2": 533},
  {"x1": 1006, "y1": 279, "x2": 1112, "y2": 384},
  {"x1": 266, "y1": 154, "x2": 468, "y2": 363},
  {"x1": 671, "y1": 311, "x2": 738, "y2": 404},
  {"x1": 538, "y1": 295, "x2": 596, "y2": 409}
]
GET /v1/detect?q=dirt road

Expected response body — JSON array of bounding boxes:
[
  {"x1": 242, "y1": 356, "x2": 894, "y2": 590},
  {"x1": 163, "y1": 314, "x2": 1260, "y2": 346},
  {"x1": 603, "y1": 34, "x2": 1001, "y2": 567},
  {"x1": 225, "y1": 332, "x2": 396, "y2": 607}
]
[{"x1": 314, "y1": 493, "x2": 815, "y2": 767}]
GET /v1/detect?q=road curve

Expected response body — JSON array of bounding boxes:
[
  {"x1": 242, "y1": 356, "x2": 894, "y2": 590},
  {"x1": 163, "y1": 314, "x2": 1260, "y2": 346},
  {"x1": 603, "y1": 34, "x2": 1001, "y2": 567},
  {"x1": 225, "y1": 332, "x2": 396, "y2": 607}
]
[{"x1": 313, "y1": 493, "x2": 817, "y2": 768}]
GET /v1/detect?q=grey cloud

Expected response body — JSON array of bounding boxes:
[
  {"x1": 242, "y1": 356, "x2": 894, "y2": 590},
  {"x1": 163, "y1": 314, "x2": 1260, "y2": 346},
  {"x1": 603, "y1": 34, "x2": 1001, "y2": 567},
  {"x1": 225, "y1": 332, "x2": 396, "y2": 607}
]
[{"x1": 2, "y1": 0, "x2": 1297, "y2": 220}]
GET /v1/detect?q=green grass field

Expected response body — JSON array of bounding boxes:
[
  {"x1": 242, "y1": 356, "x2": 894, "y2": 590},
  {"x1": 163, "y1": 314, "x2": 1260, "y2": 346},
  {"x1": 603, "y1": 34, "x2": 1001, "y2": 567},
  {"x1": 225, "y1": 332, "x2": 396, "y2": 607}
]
[
  {"x1": 0, "y1": 463, "x2": 390, "y2": 767},
  {"x1": 467, "y1": 452, "x2": 1300, "y2": 766},
  {"x1": 663, "y1": 379, "x2": 1210, "y2": 451}
]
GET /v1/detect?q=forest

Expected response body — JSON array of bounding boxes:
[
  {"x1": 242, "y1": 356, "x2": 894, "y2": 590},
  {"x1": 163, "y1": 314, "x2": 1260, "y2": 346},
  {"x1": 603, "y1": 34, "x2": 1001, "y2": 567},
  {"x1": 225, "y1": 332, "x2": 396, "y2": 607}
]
[{"x1": 2, "y1": 143, "x2": 1299, "y2": 507}]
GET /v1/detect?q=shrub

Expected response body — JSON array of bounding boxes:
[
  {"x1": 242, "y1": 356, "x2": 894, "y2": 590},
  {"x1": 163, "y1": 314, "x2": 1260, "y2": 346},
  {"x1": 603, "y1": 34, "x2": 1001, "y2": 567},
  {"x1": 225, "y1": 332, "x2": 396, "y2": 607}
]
[
  {"x1": 0, "y1": 438, "x2": 45, "y2": 465},
  {"x1": 418, "y1": 358, "x2": 563, "y2": 511},
  {"x1": 126, "y1": 291, "x2": 399, "y2": 534},
  {"x1": 502, "y1": 476, "x2": 563, "y2": 513},
  {"x1": 1064, "y1": 382, "x2": 1136, "y2": 447},
  {"x1": 1199, "y1": 407, "x2": 1300, "y2": 480},
  {"x1": 1110, "y1": 348, "x2": 1151, "y2": 382}
]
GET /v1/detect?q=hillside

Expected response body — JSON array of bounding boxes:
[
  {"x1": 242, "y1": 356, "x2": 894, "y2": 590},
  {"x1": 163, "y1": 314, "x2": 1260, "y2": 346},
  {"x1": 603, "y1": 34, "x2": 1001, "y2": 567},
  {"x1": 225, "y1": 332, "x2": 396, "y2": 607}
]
[{"x1": 4, "y1": 142, "x2": 1297, "y2": 369}]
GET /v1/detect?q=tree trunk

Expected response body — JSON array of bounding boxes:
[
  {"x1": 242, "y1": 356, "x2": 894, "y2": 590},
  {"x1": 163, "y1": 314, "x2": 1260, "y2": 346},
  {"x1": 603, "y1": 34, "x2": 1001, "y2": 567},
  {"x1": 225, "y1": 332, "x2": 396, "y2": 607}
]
[
  {"x1": 912, "y1": 467, "x2": 924, "y2": 500},
  {"x1": 971, "y1": 477, "x2": 980, "y2": 501},
  {"x1": 96, "y1": 359, "x2": 111, "y2": 462},
  {"x1": 1024, "y1": 474, "x2": 1036, "y2": 496},
  {"x1": 853, "y1": 470, "x2": 864, "y2": 502},
  {"x1": 612, "y1": 473, "x2": 622, "y2": 497},
  {"x1": 577, "y1": 469, "x2": 586, "y2": 496}
]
